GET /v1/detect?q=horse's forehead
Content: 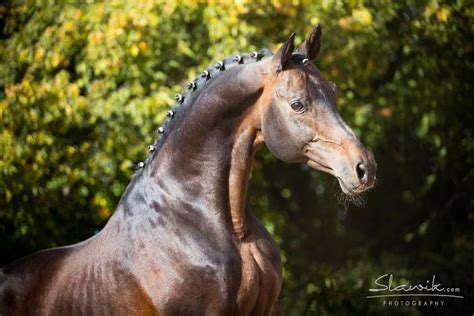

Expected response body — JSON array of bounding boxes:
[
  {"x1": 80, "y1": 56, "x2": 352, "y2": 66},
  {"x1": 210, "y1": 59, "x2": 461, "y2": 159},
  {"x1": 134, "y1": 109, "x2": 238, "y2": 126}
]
[
  {"x1": 277, "y1": 67, "x2": 331, "y2": 96},
  {"x1": 279, "y1": 68, "x2": 307, "y2": 89}
]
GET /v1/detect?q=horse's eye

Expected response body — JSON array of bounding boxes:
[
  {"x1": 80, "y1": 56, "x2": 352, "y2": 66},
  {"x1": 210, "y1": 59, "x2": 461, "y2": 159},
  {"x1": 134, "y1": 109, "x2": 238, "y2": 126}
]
[{"x1": 290, "y1": 101, "x2": 305, "y2": 113}]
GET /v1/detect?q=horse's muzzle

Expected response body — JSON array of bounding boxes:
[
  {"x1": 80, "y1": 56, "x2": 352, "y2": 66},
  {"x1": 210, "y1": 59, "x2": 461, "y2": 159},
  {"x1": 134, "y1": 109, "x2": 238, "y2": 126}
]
[{"x1": 304, "y1": 138, "x2": 377, "y2": 195}]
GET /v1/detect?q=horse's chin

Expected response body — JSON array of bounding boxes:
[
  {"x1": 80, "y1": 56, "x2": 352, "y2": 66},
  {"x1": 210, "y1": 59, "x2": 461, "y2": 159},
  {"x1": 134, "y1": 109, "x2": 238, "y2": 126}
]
[
  {"x1": 336, "y1": 176, "x2": 373, "y2": 196},
  {"x1": 336, "y1": 177, "x2": 358, "y2": 196}
]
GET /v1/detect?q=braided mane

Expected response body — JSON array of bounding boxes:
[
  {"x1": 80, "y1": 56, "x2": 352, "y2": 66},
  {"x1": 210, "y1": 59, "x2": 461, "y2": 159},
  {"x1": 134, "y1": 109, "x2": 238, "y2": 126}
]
[{"x1": 136, "y1": 48, "x2": 274, "y2": 170}]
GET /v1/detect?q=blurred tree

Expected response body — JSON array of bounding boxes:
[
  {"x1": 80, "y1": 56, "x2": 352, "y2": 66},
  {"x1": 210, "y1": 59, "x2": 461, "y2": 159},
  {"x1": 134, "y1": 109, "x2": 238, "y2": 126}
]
[{"x1": 1, "y1": 0, "x2": 472, "y2": 315}]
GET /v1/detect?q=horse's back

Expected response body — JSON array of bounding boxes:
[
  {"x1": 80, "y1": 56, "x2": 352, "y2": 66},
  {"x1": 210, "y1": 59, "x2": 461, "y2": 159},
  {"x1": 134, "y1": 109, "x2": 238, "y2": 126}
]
[{"x1": 0, "y1": 246, "x2": 72, "y2": 315}]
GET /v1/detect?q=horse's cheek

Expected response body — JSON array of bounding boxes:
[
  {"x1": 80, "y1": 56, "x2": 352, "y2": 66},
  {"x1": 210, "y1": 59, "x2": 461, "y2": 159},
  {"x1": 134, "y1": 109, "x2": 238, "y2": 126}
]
[{"x1": 262, "y1": 104, "x2": 302, "y2": 162}]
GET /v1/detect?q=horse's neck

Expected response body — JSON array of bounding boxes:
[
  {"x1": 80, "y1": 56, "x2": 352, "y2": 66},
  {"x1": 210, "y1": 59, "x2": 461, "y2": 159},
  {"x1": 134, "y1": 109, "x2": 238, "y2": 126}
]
[{"x1": 111, "y1": 61, "x2": 268, "y2": 240}]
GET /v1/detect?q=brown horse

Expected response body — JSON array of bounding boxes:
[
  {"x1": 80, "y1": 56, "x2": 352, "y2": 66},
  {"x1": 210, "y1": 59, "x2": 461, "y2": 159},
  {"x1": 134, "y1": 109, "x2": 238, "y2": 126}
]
[{"x1": 0, "y1": 25, "x2": 376, "y2": 315}]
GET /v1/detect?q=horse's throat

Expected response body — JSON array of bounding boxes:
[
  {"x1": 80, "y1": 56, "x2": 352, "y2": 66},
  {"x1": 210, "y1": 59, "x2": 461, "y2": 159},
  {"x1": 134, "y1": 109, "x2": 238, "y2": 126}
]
[{"x1": 229, "y1": 126, "x2": 264, "y2": 239}]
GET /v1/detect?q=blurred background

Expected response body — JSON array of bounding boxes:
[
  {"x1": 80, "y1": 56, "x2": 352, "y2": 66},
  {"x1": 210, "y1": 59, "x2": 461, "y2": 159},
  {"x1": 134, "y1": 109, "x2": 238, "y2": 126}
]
[{"x1": 0, "y1": 0, "x2": 472, "y2": 315}]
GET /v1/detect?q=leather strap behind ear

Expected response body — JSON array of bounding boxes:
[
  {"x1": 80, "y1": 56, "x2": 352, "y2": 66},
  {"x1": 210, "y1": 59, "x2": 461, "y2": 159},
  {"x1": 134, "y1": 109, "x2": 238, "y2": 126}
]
[{"x1": 297, "y1": 24, "x2": 322, "y2": 60}]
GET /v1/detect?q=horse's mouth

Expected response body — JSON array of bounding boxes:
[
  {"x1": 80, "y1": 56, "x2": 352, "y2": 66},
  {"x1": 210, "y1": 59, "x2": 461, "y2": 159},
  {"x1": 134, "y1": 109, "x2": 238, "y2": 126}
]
[
  {"x1": 304, "y1": 144, "x2": 335, "y2": 176},
  {"x1": 304, "y1": 141, "x2": 376, "y2": 196},
  {"x1": 307, "y1": 159, "x2": 335, "y2": 176},
  {"x1": 306, "y1": 159, "x2": 369, "y2": 196}
]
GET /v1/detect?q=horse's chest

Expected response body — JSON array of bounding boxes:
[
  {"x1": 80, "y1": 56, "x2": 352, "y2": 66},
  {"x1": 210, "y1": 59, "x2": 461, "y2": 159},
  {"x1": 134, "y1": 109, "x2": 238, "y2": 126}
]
[
  {"x1": 143, "y1": 228, "x2": 282, "y2": 315},
  {"x1": 235, "y1": 231, "x2": 283, "y2": 315}
]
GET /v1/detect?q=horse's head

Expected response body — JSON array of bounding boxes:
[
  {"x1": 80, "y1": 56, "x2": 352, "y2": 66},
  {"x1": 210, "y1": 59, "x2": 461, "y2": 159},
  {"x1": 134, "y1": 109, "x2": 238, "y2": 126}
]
[{"x1": 260, "y1": 25, "x2": 376, "y2": 195}]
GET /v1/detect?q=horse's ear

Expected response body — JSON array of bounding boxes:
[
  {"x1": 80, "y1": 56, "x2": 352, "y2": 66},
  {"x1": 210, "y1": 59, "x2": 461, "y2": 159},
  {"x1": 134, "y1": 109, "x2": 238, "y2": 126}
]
[
  {"x1": 297, "y1": 23, "x2": 322, "y2": 60},
  {"x1": 273, "y1": 32, "x2": 295, "y2": 72}
]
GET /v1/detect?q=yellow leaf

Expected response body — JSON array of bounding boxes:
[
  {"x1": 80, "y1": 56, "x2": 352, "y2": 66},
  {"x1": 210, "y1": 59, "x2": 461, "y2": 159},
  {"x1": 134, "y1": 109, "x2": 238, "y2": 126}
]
[
  {"x1": 98, "y1": 207, "x2": 111, "y2": 220},
  {"x1": 338, "y1": 17, "x2": 351, "y2": 30},
  {"x1": 138, "y1": 41, "x2": 149, "y2": 53},
  {"x1": 436, "y1": 8, "x2": 449, "y2": 21},
  {"x1": 129, "y1": 45, "x2": 139, "y2": 57},
  {"x1": 34, "y1": 48, "x2": 45, "y2": 62},
  {"x1": 352, "y1": 8, "x2": 372, "y2": 26}
]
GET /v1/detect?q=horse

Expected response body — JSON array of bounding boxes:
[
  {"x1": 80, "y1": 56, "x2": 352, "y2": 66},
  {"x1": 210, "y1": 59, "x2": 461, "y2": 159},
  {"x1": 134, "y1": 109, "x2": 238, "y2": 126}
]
[{"x1": 0, "y1": 24, "x2": 376, "y2": 315}]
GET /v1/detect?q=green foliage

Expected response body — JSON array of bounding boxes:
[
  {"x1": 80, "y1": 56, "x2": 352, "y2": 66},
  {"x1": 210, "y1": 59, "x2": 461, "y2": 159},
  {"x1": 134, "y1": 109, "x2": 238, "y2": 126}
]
[{"x1": 1, "y1": 1, "x2": 473, "y2": 315}]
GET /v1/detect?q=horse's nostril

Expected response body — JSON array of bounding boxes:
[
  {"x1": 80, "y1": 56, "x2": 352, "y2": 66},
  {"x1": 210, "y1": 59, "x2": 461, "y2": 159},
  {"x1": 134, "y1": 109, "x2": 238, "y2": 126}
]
[{"x1": 356, "y1": 163, "x2": 367, "y2": 183}]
